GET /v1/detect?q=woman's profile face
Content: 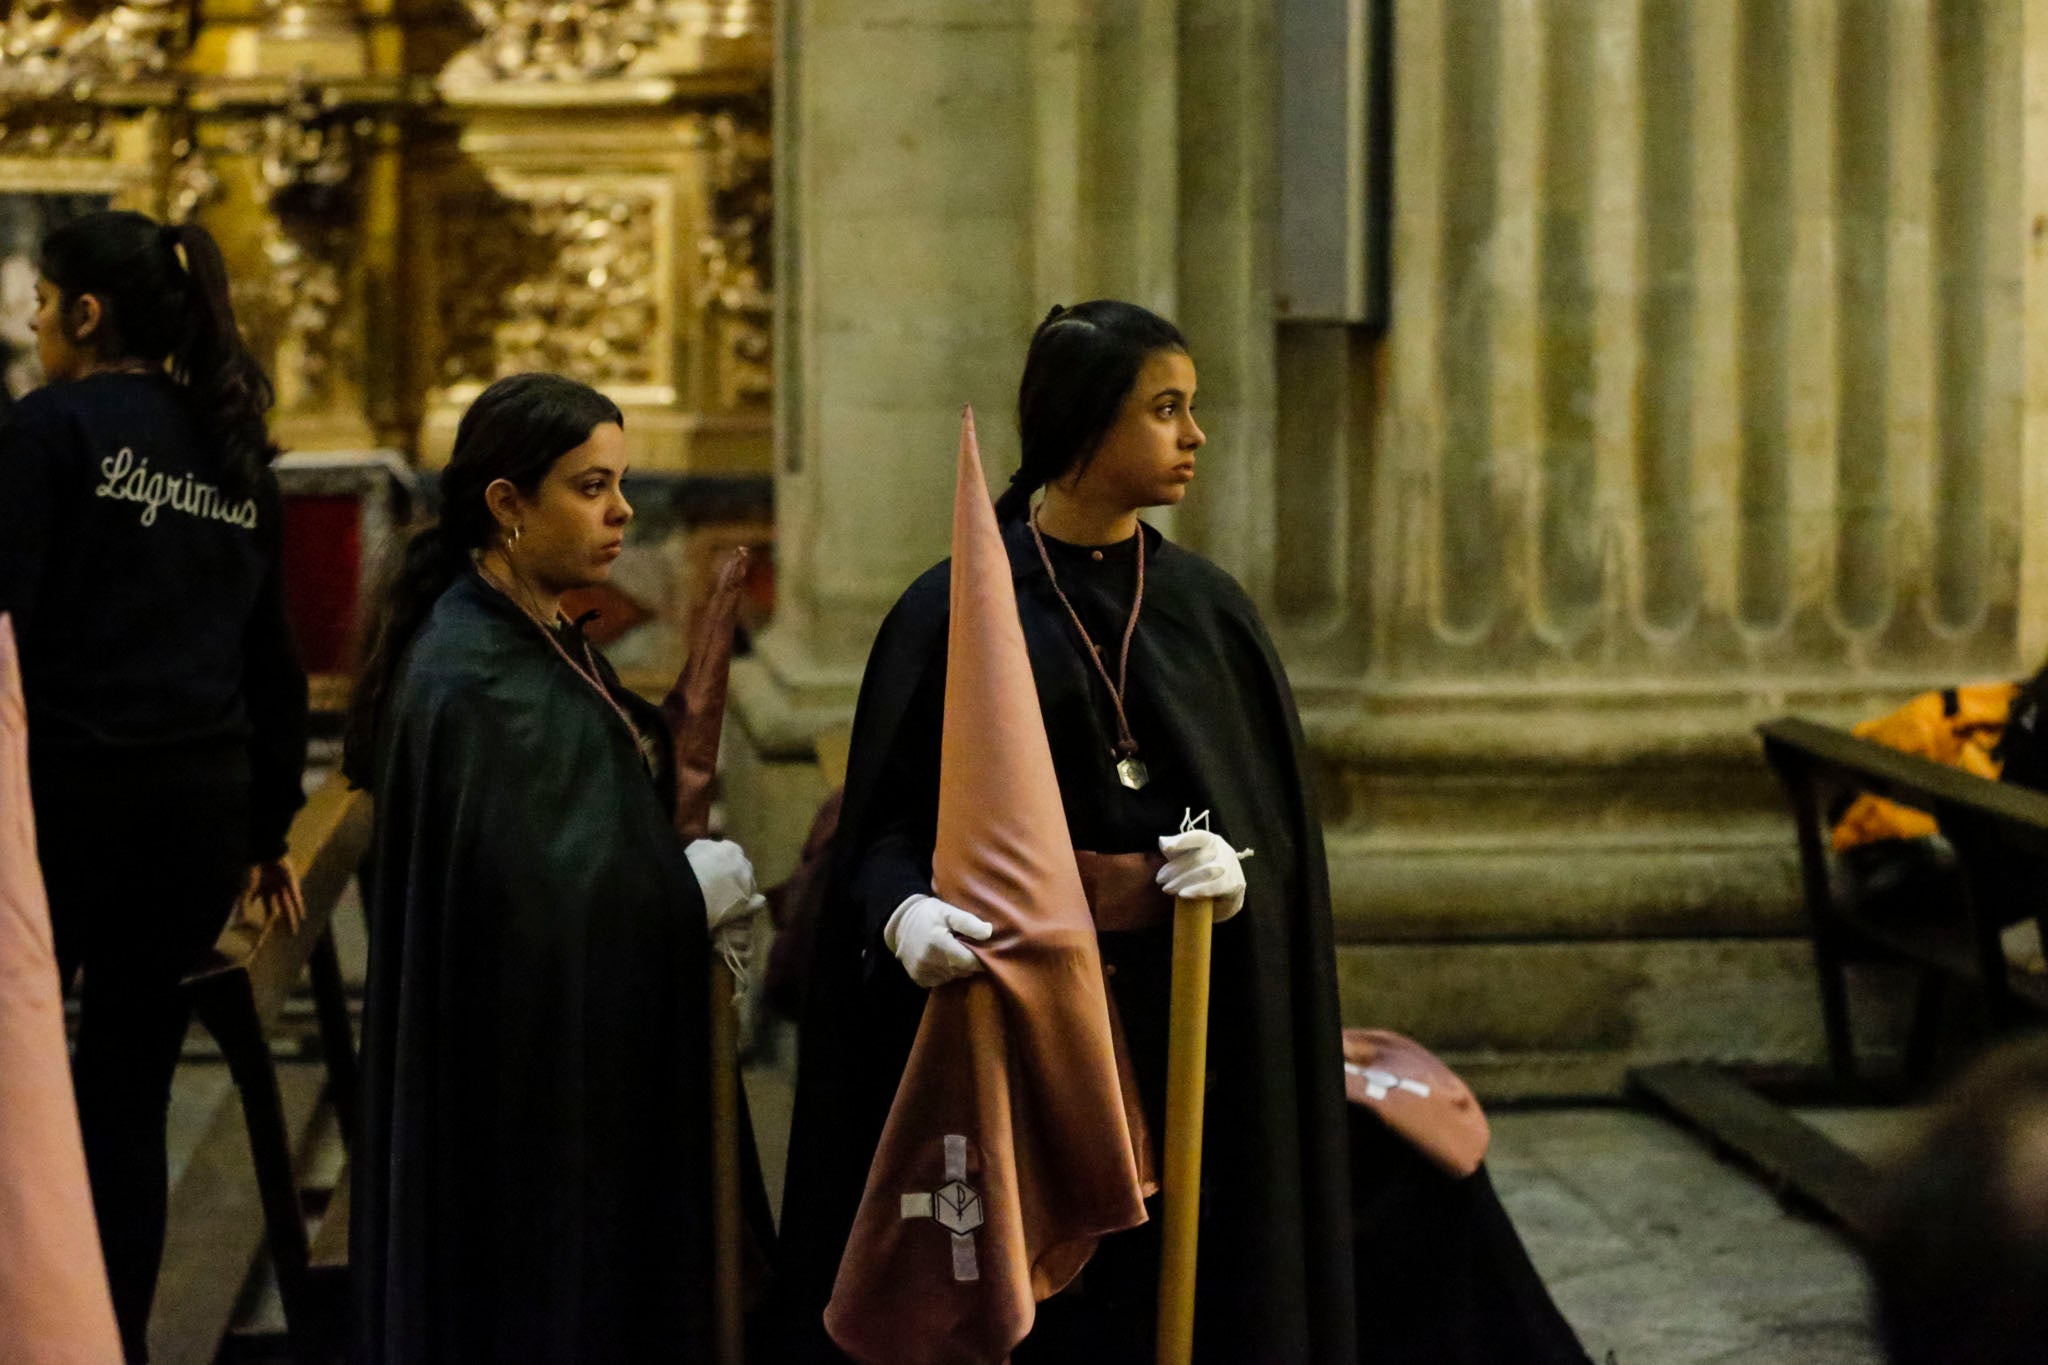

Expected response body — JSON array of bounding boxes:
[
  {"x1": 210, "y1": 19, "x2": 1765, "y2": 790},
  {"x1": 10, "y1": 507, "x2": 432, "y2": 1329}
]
[
  {"x1": 30, "y1": 278, "x2": 91, "y2": 384},
  {"x1": 501, "y1": 422, "x2": 634, "y2": 594},
  {"x1": 1057, "y1": 348, "x2": 1205, "y2": 512}
]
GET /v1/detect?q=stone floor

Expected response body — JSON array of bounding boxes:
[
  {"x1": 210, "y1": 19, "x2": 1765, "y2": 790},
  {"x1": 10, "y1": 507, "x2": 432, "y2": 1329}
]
[
  {"x1": 1487, "y1": 1107, "x2": 1905, "y2": 1365},
  {"x1": 739, "y1": 1024, "x2": 1906, "y2": 1365},
  {"x1": 162, "y1": 1027, "x2": 1911, "y2": 1363}
]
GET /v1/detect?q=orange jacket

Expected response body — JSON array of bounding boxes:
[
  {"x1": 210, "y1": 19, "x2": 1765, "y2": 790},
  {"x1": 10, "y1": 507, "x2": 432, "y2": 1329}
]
[{"x1": 1831, "y1": 682, "x2": 2019, "y2": 851}]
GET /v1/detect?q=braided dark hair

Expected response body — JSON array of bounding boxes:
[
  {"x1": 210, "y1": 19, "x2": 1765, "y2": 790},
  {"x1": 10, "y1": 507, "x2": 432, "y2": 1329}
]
[
  {"x1": 341, "y1": 373, "x2": 625, "y2": 787},
  {"x1": 994, "y1": 299, "x2": 1188, "y2": 523},
  {"x1": 38, "y1": 210, "x2": 277, "y2": 496}
]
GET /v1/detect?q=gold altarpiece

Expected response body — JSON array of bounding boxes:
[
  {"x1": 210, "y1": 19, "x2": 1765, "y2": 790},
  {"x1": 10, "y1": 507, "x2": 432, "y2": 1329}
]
[
  {"x1": 1, "y1": 0, "x2": 771, "y2": 686},
  {"x1": 1, "y1": 0, "x2": 768, "y2": 462}
]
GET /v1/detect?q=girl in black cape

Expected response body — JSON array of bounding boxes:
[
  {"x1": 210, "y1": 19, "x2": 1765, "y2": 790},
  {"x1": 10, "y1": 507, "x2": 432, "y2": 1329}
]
[
  {"x1": 778, "y1": 302, "x2": 1590, "y2": 1363},
  {"x1": 0, "y1": 210, "x2": 307, "y2": 1363},
  {"x1": 342, "y1": 373, "x2": 766, "y2": 1363}
]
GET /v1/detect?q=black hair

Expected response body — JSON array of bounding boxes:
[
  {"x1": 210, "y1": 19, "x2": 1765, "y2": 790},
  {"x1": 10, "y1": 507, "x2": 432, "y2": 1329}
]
[
  {"x1": 993, "y1": 299, "x2": 1188, "y2": 523},
  {"x1": 341, "y1": 373, "x2": 625, "y2": 787},
  {"x1": 1867, "y1": 1033, "x2": 2048, "y2": 1365},
  {"x1": 38, "y1": 210, "x2": 277, "y2": 495},
  {"x1": 1998, "y1": 655, "x2": 2048, "y2": 786}
]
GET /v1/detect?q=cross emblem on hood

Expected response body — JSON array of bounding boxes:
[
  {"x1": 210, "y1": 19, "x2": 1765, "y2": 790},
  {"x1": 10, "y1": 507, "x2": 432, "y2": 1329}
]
[{"x1": 899, "y1": 1134, "x2": 983, "y2": 1282}]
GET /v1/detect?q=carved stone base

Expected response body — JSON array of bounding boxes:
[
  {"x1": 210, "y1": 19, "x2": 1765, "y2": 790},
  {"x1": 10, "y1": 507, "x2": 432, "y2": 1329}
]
[
  {"x1": 1340, "y1": 939, "x2": 1914, "y2": 1101},
  {"x1": 1301, "y1": 687, "x2": 1942, "y2": 1094}
]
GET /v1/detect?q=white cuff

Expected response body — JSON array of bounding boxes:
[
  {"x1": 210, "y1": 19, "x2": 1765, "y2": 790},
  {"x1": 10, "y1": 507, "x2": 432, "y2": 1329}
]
[{"x1": 883, "y1": 893, "x2": 925, "y2": 955}]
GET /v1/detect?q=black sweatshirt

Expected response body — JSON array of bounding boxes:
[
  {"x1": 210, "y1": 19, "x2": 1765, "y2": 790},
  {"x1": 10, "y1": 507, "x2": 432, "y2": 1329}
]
[{"x1": 0, "y1": 372, "x2": 308, "y2": 858}]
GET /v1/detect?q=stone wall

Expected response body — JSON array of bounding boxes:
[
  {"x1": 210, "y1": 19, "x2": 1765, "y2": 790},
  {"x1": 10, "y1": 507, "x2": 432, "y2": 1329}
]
[{"x1": 734, "y1": 0, "x2": 2048, "y2": 1094}]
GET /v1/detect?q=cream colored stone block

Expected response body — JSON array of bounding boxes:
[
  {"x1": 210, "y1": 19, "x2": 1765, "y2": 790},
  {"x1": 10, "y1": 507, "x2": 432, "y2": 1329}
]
[
  {"x1": 817, "y1": 224, "x2": 1030, "y2": 321},
  {"x1": 807, "y1": 32, "x2": 1035, "y2": 212},
  {"x1": 804, "y1": 0, "x2": 1031, "y2": 26},
  {"x1": 812, "y1": 326, "x2": 1025, "y2": 414},
  {"x1": 812, "y1": 401, "x2": 967, "y2": 591}
]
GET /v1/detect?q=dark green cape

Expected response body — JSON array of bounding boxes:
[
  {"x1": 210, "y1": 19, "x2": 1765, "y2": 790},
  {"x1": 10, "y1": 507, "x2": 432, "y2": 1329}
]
[{"x1": 351, "y1": 574, "x2": 714, "y2": 1363}]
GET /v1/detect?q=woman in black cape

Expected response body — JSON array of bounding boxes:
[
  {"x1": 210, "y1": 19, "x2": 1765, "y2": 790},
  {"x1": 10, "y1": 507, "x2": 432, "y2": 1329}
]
[
  {"x1": 342, "y1": 373, "x2": 765, "y2": 1363},
  {"x1": 778, "y1": 302, "x2": 1590, "y2": 1363}
]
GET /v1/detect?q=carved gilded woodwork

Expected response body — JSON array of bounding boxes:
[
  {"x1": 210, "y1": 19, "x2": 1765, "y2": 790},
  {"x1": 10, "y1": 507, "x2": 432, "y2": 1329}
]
[
  {"x1": 235, "y1": 90, "x2": 370, "y2": 424},
  {"x1": 0, "y1": 0, "x2": 187, "y2": 95},
  {"x1": 436, "y1": 180, "x2": 665, "y2": 393},
  {"x1": 0, "y1": 104, "x2": 115, "y2": 157},
  {"x1": 0, "y1": 0, "x2": 770, "y2": 474},
  {"x1": 696, "y1": 104, "x2": 767, "y2": 411},
  {"x1": 439, "y1": 0, "x2": 767, "y2": 86}
]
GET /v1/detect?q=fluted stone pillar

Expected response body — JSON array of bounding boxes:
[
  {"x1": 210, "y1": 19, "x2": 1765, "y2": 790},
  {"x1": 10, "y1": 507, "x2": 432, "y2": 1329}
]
[
  {"x1": 1263, "y1": 0, "x2": 2048, "y2": 1092},
  {"x1": 746, "y1": 0, "x2": 2048, "y2": 1092},
  {"x1": 730, "y1": 0, "x2": 1275, "y2": 880}
]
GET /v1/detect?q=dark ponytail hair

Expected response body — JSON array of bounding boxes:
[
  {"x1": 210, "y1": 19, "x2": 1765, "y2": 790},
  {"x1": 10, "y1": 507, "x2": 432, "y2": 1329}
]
[
  {"x1": 340, "y1": 373, "x2": 625, "y2": 788},
  {"x1": 994, "y1": 299, "x2": 1188, "y2": 523},
  {"x1": 38, "y1": 210, "x2": 277, "y2": 495}
]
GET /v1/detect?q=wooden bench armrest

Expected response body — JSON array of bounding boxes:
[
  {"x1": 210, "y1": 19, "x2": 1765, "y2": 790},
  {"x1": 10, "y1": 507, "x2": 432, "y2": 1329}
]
[{"x1": 1758, "y1": 717, "x2": 2048, "y2": 859}]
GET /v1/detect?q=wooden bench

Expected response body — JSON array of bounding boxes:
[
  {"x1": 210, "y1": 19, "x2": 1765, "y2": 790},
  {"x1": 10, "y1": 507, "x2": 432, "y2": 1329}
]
[
  {"x1": 168, "y1": 772, "x2": 371, "y2": 1361},
  {"x1": 1631, "y1": 716, "x2": 2048, "y2": 1239},
  {"x1": 1760, "y1": 715, "x2": 2048, "y2": 1071}
]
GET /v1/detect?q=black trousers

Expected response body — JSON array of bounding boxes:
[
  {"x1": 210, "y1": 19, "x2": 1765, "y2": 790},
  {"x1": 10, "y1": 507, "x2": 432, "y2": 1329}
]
[{"x1": 36, "y1": 760, "x2": 249, "y2": 1365}]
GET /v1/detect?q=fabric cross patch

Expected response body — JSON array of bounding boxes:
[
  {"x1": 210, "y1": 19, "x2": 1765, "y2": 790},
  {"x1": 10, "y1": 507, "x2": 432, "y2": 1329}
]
[
  {"x1": 898, "y1": 1134, "x2": 983, "y2": 1282},
  {"x1": 1344, "y1": 1062, "x2": 1432, "y2": 1103}
]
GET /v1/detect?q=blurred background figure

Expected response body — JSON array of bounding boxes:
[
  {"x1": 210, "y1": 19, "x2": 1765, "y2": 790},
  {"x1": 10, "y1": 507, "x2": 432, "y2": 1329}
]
[{"x1": 1867, "y1": 1034, "x2": 2048, "y2": 1365}]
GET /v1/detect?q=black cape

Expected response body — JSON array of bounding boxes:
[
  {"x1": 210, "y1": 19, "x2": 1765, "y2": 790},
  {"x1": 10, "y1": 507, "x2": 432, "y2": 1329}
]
[
  {"x1": 351, "y1": 575, "x2": 715, "y2": 1363},
  {"x1": 778, "y1": 522, "x2": 1360, "y2": 1363}
]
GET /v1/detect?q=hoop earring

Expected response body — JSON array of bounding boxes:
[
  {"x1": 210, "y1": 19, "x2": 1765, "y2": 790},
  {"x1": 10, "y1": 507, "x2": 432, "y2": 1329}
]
[{"x1": 508, "y1": 525, "x2": 523, "y2": 549}]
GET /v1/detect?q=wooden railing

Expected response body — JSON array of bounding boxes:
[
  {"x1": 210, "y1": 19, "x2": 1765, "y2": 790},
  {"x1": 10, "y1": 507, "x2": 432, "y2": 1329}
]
[
  {"x1": 159, "y1": 773, "x2": 370, "y2": 1364},
  {"x1": 1631, "y1": 717, "x2": 2048, "y2": 1242}
]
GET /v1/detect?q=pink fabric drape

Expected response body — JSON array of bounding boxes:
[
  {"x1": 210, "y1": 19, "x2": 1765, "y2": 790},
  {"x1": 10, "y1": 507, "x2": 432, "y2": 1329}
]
[
  {"x1": 0, "y1": 613, "x2": 124, "y2": 1363},
  {"x1": 824, "y1": 411, "x2": 1151, "y2": 1365},
  {"x1": 661, "y1": 546, "x2": 751, "y2": 839}
]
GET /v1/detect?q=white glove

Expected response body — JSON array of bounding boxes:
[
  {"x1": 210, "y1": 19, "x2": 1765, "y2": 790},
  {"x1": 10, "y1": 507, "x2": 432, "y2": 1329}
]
[
  {"x1": 685, "y1": 838, "x2": 758, "y2": 928},
  {"x1": 884, "y1": 893, "x2": 994, "y2": 988},
  {"x1": 1156, "y1": 829, "x2": 1247, "y2": 922},
  {"x1": 709, "y1": 892, "x2": 769, "y2": 1011}
]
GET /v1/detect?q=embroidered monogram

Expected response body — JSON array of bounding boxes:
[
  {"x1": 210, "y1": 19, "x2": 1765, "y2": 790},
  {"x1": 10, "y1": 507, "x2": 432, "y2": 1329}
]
[
  {"x1": 898, "y1": 1133, "x2": 984, "y2": 1282},
  {"x1": 94, "y1": 447, "x2": 258, "y2": 530}
]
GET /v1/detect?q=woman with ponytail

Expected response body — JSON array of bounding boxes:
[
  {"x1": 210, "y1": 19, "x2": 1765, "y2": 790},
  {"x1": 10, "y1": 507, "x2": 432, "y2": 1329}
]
[
  {"x1": 780, "y1": 302, "x2": 1589, "y2": 1363},
  {"x1": 343, "y1": 372, "x2": 765, "y2": 1363},
  {"x1": 0, "y1": 209, "x2": 307, "y2": 1361}
]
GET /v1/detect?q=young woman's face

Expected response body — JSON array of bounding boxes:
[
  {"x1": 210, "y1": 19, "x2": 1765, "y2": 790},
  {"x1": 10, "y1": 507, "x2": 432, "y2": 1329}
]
[
  {"x1": 1058, "y1": 348, "x2": 1205, "y2": 511},
  {"x1": 502, "y1": 422, "x2": 634, "y2": 594},
  {"x1": 31, "y1": 279, "x2": 92, "y2": 383}
]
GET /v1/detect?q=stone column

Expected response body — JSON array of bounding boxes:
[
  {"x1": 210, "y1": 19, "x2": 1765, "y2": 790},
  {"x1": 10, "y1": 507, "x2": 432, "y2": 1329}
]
[
  {"x1": 1261, "y1": 0, "x2": 2048, "y2": 1093},
  {"x1": 752, "y1": 0, "x2": 2046, "y2": 1094},
  {"x1": 731, "y1": 0, "x2": 1275, "y2": 879}
]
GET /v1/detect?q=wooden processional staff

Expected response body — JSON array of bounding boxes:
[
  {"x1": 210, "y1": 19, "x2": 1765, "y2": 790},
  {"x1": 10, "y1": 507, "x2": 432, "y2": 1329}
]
[
  {"x1": 1155, "y1": 893, "x2": 1216, "y2": 1365},
  {"x1": 660, "y1": 548, "x2": 752, "y2": 1365}
]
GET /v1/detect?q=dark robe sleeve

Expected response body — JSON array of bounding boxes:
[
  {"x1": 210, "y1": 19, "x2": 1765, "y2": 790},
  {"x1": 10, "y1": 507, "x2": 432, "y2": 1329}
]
[
  {"x1": 241, "y1": 479, "x2": 309, "y2": 860},
  {"x1": 0, "y1": 397, "x2": 65, "y2": 634},
  {"x1": 847, "y1": 643, "x2": 944, "y2": 945},
  {"x1": 826, "y1": 575, "x2": 954, "y2": 957},
  {"x1": 773, "y1": 572, "x2": 956, "y2": 1358}
]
